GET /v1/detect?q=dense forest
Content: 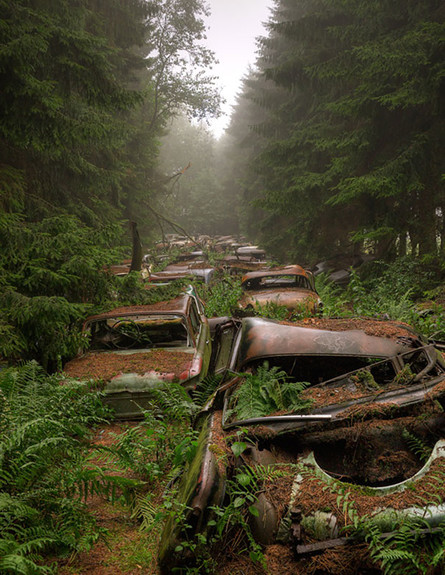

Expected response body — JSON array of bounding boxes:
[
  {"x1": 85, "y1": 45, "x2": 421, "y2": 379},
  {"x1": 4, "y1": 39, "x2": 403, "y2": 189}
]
[
  {"x1": 224, "y1": 0, "x2": 445, "y2": 263},
  {"x1": 1, "y1": 0, "x2": 445, "y2": 573},
  {"x1": 158, "y1": 0, "x2": 445, "y2": 263},
  {"x1": 0, "y1": 0, "x2": 221, "y2": 364},
  {"x1": 3, "y1": 0, "x2": 443, "y2": 364}
]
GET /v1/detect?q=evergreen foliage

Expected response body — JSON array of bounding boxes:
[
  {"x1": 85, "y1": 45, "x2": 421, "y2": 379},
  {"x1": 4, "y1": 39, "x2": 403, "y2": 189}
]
[
  {"x1": 225, "y1": 0, "x2": 445, "y2": 263},
  {"x1": 0, "y1": 362, "x2": 121, "y2": 574},
  {"x1": 0, "y1": 0, "x2": 221, "y2": 249},
  {"x1": 0, "y1": 0, "x2": 148, "y2": 223},
  {"x1": 0, "y1": 213, "x2": 126, "y2": 367}
]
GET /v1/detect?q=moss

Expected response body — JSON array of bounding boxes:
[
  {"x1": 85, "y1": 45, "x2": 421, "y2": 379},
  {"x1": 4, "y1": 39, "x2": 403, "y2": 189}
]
[{"x1": 351, "y1": 369, "x2": 380, "y2": 390}]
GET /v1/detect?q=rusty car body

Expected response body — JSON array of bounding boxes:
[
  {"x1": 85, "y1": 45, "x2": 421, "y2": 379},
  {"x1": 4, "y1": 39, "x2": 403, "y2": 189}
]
[
  {"x1": 159, "y1": 317, "x2": 445, "y2": 573},
  {"x1": 238, "y1": 265, "x2": 322, "y2": 315},
  {"x1": 235, "y1": 245, "x2": 266, "y2": 260},
  {"x1": 63, "y1": 288, "x2": 211, "y2": 419},
  {"x1": 149, "y1": 256, "x2": 215, "y2": 285}
]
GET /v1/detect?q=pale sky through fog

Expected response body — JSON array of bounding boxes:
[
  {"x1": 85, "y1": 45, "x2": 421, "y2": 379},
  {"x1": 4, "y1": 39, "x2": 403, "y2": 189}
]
[{"x1": 204, "y1": 0, "x2": 273, "y2": 138}]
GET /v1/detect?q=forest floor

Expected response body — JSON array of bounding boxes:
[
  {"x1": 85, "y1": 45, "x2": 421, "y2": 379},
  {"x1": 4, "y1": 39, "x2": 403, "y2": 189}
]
[
  {"x1": 53, "y1": 424, "x2": 267, "y2": 575},
  {"x1": 55, "y1": 423, "x2": 163, "y2": 575}
]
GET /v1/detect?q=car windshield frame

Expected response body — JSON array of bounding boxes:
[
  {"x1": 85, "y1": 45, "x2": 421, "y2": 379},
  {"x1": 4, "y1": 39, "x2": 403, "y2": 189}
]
[
  {"x1": 87, "y1": 313, "x2": 192, "y2": 351},
  {"x1": 242, "y1": 274, "x2": 312, "y2": 291}
]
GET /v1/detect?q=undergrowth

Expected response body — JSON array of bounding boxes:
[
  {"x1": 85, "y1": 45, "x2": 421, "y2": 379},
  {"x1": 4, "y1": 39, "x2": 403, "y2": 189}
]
[
  {"x1": 316, "y1": 259, "x2": 445, "y2": 340},
  {"x1": 198, "y1": 274, "x2": 243, "y2": 317},
  {"x1": 0, "y1": 361, "x2": 142, "y2": 574},
  {"x1": 228, "y1": 362, "x2": 313, "y2": 420}
]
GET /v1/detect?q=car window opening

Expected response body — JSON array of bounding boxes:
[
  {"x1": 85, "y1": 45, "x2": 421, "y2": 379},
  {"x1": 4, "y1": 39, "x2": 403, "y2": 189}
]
[
  {"x1": 246, "y1": 355, "x2": 390, "y2": 385},
  {"x1": 89, "y1": 316, "x2": 190, "y2": 350},
  {"x1": 243, "y1": 275, "x2": 312, "y2": 291}
]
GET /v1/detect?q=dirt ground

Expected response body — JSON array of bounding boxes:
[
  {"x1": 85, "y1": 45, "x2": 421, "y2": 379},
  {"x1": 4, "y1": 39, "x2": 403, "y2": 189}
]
[{"x1": 54, "y1": 423, "x2": 162, "y2": 575}]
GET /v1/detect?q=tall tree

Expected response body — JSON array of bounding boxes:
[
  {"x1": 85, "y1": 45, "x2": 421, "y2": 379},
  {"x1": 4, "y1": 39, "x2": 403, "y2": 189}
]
[
  {"x1": 121, "y1": 0, "x2": 222, "y2": 236},
  {"x1": 227, "y1": 0, "x2": 444, "y2": 263},
  {"x1": 0, "y1": 0, "x2": 221, "y2": 232},
  {"x1": 0, "y1": 0, "x2": 148, "y2": 222},
  {"x1": 157, "y1": 115, "x2": 227, "y2": 235}
]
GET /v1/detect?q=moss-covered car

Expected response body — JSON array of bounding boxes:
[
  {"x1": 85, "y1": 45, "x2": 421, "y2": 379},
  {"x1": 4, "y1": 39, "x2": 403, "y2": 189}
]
[
  {"x1": 159, "y1": 317, "x2": 445, "y2": 573},
  {"x1": 63, "y1": 289, "x2": 211, "y2": 419}
]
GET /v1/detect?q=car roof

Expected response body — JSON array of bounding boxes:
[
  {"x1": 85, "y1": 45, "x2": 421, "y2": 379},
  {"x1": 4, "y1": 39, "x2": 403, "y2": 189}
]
[
  {"x1": 236, "y1": 317, "x2": 410, "y2": 367},
  {"x1": 84, "y1": 294, "x2": 191, "y2": 324}
]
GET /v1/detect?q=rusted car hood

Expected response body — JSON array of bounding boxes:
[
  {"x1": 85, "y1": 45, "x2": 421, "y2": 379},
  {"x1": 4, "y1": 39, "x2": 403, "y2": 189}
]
[{"x1": 63, "y1": 347, "x2": 197, "y2": 391}]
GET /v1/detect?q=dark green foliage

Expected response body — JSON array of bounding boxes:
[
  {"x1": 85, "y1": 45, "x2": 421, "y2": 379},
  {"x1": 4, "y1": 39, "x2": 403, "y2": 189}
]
[
  {"x1": 199, "y1": 274, "x2": 244, "y2": 317},
  {"x1": 0, "y1": 0, "x2": 221, "y2": 248},
  {"x1": 340, "y1": 258, "x2": 445, "y2": 336},
  {"x1": 225, "y1": 0, "x2": 445, "y2": 263},
  {"x1": 315, "y1": 273, "x2": 351, "y2": 316},
  {"x1": 0, "y1": 0, "x2": 148, "y2": 222},
  {"x1": 192, "y1": 374, "x2": 223, "y2": 407},
  {"x1": 0, "y1": 213, "x2": 126, "y2": 367},
  {"x1": 363, "y1": 518, "x2": 445, "y2": 575},
  {"x1": 402, "y1": 430, "x2": 433, "y2": 463},
  {"x1": 104, "y1": 385, "x2": 199, "y2": 483},
  {"x1": 0, "y1": 362, "x2": 120, "y2": 573},
  {"x1": 229, "y1": 362, "x2": 312, "y2": 420}
]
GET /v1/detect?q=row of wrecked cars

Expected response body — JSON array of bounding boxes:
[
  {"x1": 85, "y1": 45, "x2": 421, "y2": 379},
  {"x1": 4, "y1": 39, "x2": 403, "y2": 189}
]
[
  {"x1": 111, "y1": 232, "x2": 324, "y2": 317},
  {"x1": 62, "y1": 269, "x2": 445, "y2": 572}
]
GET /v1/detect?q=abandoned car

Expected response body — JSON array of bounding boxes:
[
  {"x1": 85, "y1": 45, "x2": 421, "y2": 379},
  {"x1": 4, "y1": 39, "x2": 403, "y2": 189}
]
[
  {"x1": 63, "y1": 288, "x2": 211, "y2": 419},
  {"x1": 235, "y1": 244, "x2": 267, "y2": 260},
  {"x1": 238, "y1": 265, "x2": 322, "y2": 316},
  {"x1": 147, "y1": 261, "x2": 215, "y2": 286},
  {"x1": 159, "y1": 317, "x2": 445, "y2": 573}
]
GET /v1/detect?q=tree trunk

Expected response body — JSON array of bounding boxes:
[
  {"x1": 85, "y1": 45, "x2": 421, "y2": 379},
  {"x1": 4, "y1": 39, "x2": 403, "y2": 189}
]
[
  {"x1": 130, "y1": 221, "x2": 143, "y2": 272},
  {"x1": 418, "y1": 192, "x2": 437, "y2": 256}
]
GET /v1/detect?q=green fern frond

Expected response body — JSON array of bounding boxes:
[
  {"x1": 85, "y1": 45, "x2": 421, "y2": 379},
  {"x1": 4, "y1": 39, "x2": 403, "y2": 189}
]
[
  {"x1": 0, "y1": 494, "x2": 39, "y2": 522},
  {"x1": 0, "y1": 553, "x2": 53, "y2": 575},
  {"x1": 230, "y1": 362, "x2": 312, "y2": 420},
  {"x1": 148, "y1": 381, "x2": 198, "y2": 420},
  {"x1": 193, "y1": 374, "x2": 223, "y2": 407},
  {"x1": 131, "y1": 493, "x2": 158, "y2": 531},
  {"x1": 402, "y1": 430, "x2": 433, "y2": 462}
]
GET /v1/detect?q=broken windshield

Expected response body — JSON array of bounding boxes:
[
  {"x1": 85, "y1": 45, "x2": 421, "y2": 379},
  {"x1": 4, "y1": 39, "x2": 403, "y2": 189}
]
[
  {"x1": 243, "y1": 275, "x2": 311, "y2": 290},
  {"x1": 88, "y1": 315, "x2": 190, "y2": 350}
]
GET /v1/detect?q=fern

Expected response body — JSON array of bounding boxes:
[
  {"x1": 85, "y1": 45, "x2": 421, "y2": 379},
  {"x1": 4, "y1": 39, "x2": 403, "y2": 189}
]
[
  {"x1": 365, "y1": 518, "x2": 445, "y2": 575},
  {"x1": 193, "y1": 374, "x2": 223, "y2": 407},
  {"x1": 0, "y1": 362, "x2": 117, "y2": 571},
  {"x1": 230, "y1": 362, "x2": 312, "y2": 420},
  {"x1": 402, "y1": 430, "x2": 433, "y2": 462},
  {"x1": 147, "y1": 381, "x2": 199, "y2": 420},
  {"x1": 131, "y1": 493, "x2": 158, "y2": 531}
]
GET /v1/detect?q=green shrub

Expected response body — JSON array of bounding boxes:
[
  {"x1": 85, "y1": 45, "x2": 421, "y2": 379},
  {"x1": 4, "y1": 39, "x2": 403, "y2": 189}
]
[
  {"x1": 0, "y1": 362, "x2": 131, "y2": 574},
  {"x1": 199, "y1": 275, "x2": 243, "y2": 317}
]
